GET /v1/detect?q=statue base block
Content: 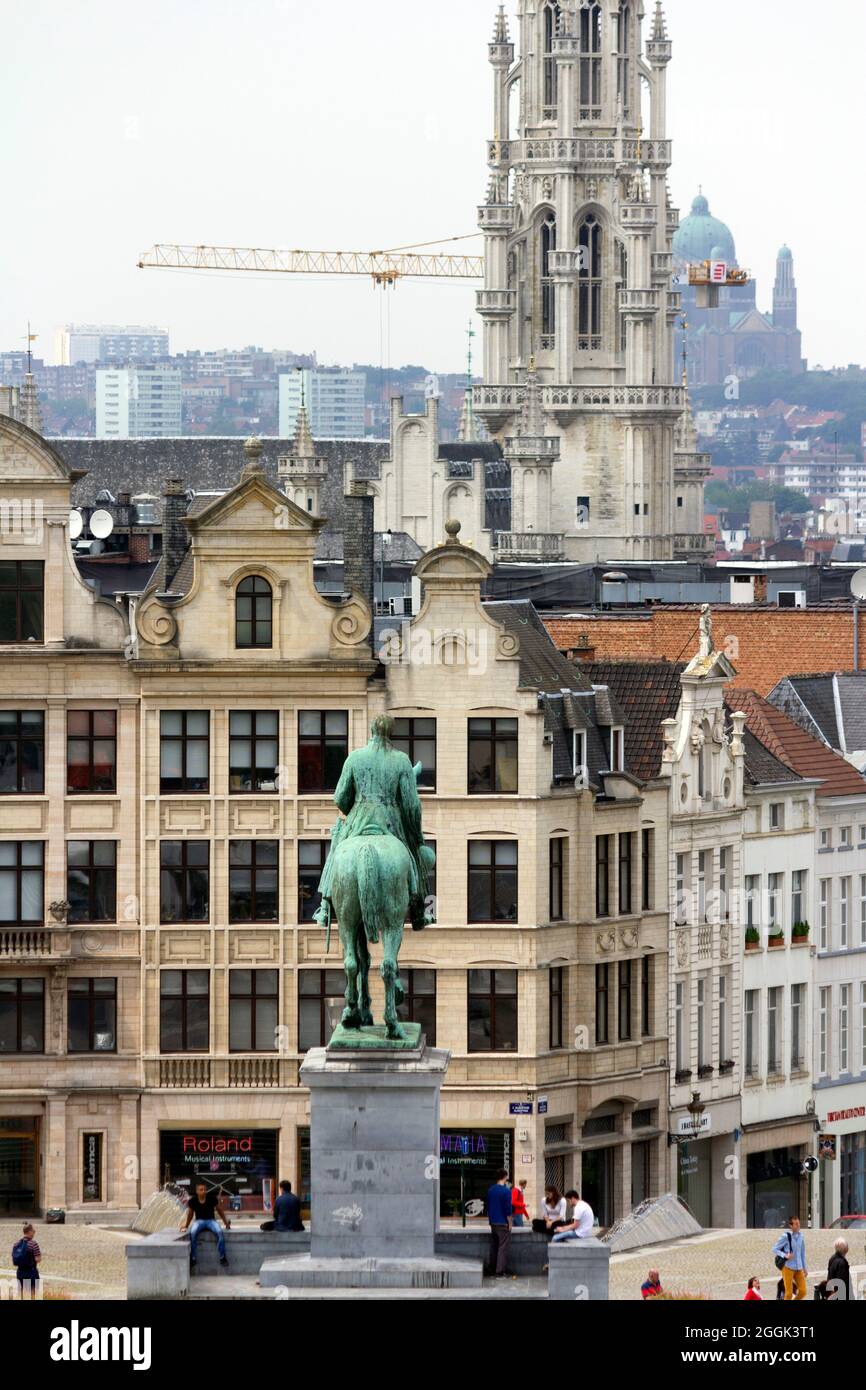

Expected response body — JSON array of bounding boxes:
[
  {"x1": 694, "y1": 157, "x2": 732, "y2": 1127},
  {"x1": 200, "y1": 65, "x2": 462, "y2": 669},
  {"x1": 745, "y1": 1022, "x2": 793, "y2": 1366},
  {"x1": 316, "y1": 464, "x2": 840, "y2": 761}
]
[
  {"x1": 327, "y1": 1021, "x2": 423, "y2": 1052},
  {"x1": 259, "y1": 1254, "x2": 482, "y2": 1290},
  {"x1": 274, "y1": 1043, "x2": 482, "y2": 1289}
]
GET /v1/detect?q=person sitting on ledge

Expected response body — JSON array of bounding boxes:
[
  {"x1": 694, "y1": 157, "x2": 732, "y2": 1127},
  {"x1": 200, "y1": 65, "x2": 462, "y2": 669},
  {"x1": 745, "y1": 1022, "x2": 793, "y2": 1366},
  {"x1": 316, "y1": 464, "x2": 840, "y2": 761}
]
[{"x1": 261, "y1": 1180, "x2": 305, "y2": 1233}]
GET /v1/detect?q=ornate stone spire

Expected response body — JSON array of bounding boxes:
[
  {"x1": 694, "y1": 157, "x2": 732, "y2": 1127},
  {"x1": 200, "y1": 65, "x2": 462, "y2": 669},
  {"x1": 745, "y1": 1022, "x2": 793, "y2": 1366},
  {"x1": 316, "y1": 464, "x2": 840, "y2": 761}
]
[
  {"x1": 651, "y1": 0, "x2": 668, "y2": 42},
  {"x1": 291, "y1": 400, "x2": 316, "y2": 461},
  {"x1": 19, "y1": 374, "x2": 43, "y2": 434},
  {"x1": 492, "y1": 3, "x2": 510, "y2": 42},
  {"x1": 457, "y1": 389, "x2": 477, "y2": 444}
]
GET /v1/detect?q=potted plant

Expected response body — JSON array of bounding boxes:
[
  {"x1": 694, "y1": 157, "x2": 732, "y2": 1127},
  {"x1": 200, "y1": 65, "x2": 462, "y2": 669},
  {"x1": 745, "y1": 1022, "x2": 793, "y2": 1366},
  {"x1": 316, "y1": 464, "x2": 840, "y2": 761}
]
[
  {"x1": 792, "y1": 920, "x2": 811, "y2": 945},
  {"x1": 745, "y1": 926, "x2": 761, "y2": 952},
  {"x1": 768, "y1": 927, "x2": 785, "y2": 949}
]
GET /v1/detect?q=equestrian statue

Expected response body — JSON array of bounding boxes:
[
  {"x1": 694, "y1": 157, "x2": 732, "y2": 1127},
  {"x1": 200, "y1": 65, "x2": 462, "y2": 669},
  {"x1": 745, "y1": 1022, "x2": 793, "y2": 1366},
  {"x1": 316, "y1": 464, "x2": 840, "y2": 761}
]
[{"x1": 313, "y1": 715, "x2": 435, "y2": 1041}]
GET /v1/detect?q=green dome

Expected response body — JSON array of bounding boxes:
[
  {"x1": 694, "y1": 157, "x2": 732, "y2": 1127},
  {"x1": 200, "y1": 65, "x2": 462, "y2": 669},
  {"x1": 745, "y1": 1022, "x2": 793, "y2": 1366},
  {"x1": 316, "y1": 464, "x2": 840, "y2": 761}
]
[
  {"x1": 673, "y1": 192, "x2": 737, "y2": 268},
  {"x1": 778, "y1": 245, "x2": 792, "y2": 261}
]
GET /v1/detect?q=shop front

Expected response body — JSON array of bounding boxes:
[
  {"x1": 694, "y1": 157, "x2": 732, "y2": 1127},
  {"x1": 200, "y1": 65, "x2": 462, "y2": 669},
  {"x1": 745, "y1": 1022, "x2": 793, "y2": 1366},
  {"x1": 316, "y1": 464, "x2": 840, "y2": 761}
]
[
  {"x1": 817, "y1": 1098, "x2": 866, "y2": 1225},
  {"x1": 438, "y1": 1127, "x2": 512, "y2": 1220},
  {"x1": 672, "y1": 1098, "x2": 741, "y2": 1227},
  {"x1": 159, "y1": 1128, "x2": 279, "y2": 1211},
  {"x1": 745, "y1": 1146, "x2": 806, "y2": 1229},
  {"x1": 0, "y1": 1116, "x2": 39, "y2": 1215}
]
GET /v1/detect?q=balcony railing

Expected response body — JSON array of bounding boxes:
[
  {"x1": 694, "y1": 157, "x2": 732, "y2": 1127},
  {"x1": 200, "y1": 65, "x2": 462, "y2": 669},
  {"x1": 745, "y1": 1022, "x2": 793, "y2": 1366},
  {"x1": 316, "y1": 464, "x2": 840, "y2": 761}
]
[
  {"x1": 475, "y1": 384, "x2": 685, "y2": 415},
  {"x1": 0, "y1": 929, "x2": 51, "y2": 959},
  {"x1": 494, "y1": 532, "x2": 565, "y2": 560},
  {"x1": 149, "y1": 1055, "x2": 290, "y2": 1089}
]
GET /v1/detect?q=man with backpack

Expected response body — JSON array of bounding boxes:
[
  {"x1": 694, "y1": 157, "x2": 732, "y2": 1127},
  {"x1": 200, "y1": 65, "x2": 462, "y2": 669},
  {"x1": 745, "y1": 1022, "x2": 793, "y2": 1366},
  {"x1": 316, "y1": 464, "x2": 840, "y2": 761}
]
[
  {"x1": 12, "y1": 1222, "x2": 41, "y2": 1297},
  {"x1": 773, "y1": 1216, "x2": 809, "y2": 1300}
]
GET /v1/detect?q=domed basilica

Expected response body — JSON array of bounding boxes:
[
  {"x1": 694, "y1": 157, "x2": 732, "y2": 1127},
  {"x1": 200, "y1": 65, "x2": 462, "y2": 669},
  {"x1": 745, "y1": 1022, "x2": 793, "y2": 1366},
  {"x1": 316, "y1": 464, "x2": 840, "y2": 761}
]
[{"x1": 673, "y1": 193, "x2": 805, "y2": 386}]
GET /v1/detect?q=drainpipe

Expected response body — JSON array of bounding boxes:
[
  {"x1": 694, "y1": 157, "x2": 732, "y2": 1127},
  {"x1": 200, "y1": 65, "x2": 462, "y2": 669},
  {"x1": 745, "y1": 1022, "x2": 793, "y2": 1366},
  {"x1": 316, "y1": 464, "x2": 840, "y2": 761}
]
[{"x1": 855, "y1": 600, "x2": 860, "y2": 672}]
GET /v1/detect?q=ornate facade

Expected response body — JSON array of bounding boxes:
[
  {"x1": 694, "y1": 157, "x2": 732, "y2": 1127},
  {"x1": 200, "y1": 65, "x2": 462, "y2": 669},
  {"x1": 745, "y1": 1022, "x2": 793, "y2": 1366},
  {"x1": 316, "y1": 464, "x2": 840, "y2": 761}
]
[{"x1": 473, "y1": 1, "x2": 695, "y2": 562}]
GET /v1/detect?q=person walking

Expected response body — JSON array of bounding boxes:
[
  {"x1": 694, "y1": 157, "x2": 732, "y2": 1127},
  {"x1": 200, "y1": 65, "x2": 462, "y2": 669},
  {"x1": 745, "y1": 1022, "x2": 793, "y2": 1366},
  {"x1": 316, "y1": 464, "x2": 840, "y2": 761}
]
[
  {"x1": 486, "y1": 1169, "x2": 513, "y2": 1277},
  {"x1": 511, "y1": 1178, "x2": 530, "y2": 1228},
  {"x1": 184, "y1": 1181, "x2": 231, "y2": 1267},
  {"x1": 825, "y1": 1238, "x2": 852, "y2": 1301},
  {"x1": 260, "y1": 1179, "x2": 305, "y2": 1232},
  {"x1": 11, "y1": 1222, "x2": 41, "y2": 1298},
  {"x1": 551, "y1": 1190, "x2": 594, "y2": 1242},
  {"x1": 641, "y1": 1269, "x2": 663, "y2": 1299},
  {"x1": 744, "y1": 1276, "x2": 763, "y2": 1301},
  {"x1": 532, "y1": 1186, "x2": 567, "y2": 1236},
  {"x1": 773, "y1": 1216, "x2": 808, "y2": 1300}
]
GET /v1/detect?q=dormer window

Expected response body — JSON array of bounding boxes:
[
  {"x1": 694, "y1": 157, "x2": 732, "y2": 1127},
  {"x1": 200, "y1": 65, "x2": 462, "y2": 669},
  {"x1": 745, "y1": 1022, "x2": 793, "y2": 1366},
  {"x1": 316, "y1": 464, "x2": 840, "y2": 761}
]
[
  {"x1": 572, "y1": 729, "x2": 587, "y2": 784},
  {"x1": 609, "y1": 727, "x2": 624, "y2": 773},
  {"x1": 235, "y1": 576, "x2": 272, "y2": 649}
]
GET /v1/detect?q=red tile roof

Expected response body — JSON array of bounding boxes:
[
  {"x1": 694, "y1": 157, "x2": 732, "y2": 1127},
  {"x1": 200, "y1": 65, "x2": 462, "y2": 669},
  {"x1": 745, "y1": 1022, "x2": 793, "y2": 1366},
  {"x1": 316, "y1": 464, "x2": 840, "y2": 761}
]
[{"x1": 730, "y1": 689, "x2": 866, "y2": 797}]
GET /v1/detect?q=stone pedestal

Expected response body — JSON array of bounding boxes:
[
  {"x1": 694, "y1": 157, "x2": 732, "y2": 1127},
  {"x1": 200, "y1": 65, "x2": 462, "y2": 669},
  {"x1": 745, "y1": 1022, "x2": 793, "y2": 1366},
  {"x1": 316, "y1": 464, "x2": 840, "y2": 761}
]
[
  {"x1": 259, "y1": 1040, "x2": 482, "y2": 1290},
  {"x1": 547, "y1": 1239, "x2": 611, "y2": 1301}
]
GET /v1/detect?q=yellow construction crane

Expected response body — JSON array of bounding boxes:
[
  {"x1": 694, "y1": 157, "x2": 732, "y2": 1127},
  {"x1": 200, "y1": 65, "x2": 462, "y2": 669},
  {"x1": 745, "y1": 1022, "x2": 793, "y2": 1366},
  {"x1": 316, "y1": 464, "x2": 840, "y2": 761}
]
[{"x1": 137, "y1": 239, "x2": 484, "y2": 288}]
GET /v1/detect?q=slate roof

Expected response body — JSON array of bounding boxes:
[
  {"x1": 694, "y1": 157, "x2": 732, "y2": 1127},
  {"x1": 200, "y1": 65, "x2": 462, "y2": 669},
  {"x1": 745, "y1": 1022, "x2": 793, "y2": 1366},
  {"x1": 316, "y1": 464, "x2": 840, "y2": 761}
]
[
  {"x1": 739, "y1": 726, "x2": 804, "y2": 787},
  {"x1": 583, "y1": 661, "x2": 685, "y2": 783},
  {"x1": 770, "y1": 673, "x2": 866, "y2": 754},
  {"x1": 734, "y1": 689, "x2": 866, "y2": 798},
  {"x1": 76, "y1": 560, "x2": 159, "y2": 597},
  {"x1": 484, "y1": 601, "x2": 593, "y2": 694}
]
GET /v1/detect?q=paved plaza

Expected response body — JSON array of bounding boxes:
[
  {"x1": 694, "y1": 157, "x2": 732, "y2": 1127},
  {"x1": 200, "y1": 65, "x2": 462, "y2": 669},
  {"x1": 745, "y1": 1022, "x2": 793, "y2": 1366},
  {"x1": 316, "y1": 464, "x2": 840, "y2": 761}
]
[{"x1": 4, "y1": 1217, "x2": 864, "y2": 1301}]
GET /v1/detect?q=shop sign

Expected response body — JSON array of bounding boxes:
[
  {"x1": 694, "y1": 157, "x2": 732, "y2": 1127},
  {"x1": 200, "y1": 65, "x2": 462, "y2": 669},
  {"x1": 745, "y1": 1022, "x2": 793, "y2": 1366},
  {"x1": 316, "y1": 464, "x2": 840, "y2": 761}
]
[
  {"x1": 182, "y1": 1134, "x2": 253, "y2": 1162},
  {"x1": 818, "y1": 1135, "x2": 837, "y2": 1161},
  {"x1": 677, "y1": 1112, "x2": 712, "y2": 1136},
  {"x1": 509, "y1": 1103, "x2": 533, "y2": 1116},
  {"x1": 83, "y1": 1132, "x2": 102, "y2": 1202},
  {"x1": 826, "y1": 1107, "x2": 866, "y2": 1124}
]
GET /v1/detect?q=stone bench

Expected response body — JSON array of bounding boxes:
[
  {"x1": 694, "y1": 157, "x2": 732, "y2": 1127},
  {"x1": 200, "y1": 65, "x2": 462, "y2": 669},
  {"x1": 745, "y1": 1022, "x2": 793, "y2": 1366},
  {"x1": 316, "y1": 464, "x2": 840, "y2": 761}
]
[{"x1": 126, "y1": 1227, "x2": 311, "y2": 1298}]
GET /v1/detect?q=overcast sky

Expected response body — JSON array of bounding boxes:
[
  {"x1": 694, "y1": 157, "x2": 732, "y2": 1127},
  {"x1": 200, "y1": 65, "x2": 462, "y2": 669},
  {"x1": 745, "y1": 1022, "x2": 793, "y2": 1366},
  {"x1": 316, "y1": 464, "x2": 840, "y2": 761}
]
[{"x1": 3, "y1": 0, "x2": 863, "y2": 372}]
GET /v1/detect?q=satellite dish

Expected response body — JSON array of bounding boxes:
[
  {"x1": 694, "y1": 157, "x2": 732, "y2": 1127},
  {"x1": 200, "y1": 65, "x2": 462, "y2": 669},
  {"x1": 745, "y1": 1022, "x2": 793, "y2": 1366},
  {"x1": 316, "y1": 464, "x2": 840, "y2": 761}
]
[
  {"x1": 68, "y1": 510, "x2": 83, "y2": 540},
  {"x1": 89, "y1": 509, "x2": 115, "y2": 540},
  {"x1": 851, "y1": 568, "x2": 866, "y2": 601}
]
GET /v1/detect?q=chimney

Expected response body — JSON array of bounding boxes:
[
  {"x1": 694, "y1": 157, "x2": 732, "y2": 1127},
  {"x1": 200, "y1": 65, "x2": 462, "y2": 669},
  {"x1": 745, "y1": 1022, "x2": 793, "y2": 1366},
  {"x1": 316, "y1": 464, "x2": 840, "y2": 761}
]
[
  {"x1": 162, "y1": 479, "x2": 189, "y2": 587},
  {"x1": 343, "y1": 481, "x2": 374, "y2": 616}
]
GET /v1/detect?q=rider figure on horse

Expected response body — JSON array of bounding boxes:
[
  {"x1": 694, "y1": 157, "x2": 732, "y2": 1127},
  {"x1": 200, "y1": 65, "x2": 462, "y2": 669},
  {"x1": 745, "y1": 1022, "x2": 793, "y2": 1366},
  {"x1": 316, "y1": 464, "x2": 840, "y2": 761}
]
[{"x1": 313, "y1": 714, "x2": 434, "y2": 935}]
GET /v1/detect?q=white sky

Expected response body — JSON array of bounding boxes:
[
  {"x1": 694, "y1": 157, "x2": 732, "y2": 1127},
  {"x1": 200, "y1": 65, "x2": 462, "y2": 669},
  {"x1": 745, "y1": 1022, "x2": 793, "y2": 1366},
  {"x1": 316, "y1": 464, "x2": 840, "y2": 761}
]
[{"x1": 2, "y1": 0, "x2": 864, "y2": 372}]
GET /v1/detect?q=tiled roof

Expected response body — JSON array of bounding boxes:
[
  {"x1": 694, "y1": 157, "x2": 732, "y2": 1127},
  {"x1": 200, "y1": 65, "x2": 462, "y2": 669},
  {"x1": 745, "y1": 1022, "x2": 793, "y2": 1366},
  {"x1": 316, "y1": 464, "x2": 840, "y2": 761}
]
[
  {"x1": 733, "y1": 689, "x2": 866, "y2": 798},
  {"x1": 583, "y1": 661, "x2": 685, "y2": 783}
]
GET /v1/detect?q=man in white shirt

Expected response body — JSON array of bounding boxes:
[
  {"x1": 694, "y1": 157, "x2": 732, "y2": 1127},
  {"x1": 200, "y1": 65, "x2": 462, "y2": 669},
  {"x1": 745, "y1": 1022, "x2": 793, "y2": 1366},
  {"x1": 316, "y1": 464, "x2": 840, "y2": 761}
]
[{"x1": 551, "y1": 1189, "x2": 595, "y2": 1242}]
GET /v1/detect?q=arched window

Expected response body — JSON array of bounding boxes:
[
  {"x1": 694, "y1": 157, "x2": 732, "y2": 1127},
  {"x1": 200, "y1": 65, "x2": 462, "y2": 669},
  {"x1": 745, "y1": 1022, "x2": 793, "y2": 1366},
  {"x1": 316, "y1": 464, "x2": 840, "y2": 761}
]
[
  {"x1": 578, "y1": 2, "x2": 602, "y2": 120},
  {"x1": 616, "y1": 4, "x2": 631, "y2": 115},
  {"x1": 578, "y1": 214, "x2": 602, "y2": 351},
  {"x1": 543, "y1": 3, "x2": 561, "y2": 119},
  {"x1": 235, "y1": 576, "x2": 272, "y2": 649},
  {"x1": 540, "y1": 215, "x2": 556, "y2": 347}
]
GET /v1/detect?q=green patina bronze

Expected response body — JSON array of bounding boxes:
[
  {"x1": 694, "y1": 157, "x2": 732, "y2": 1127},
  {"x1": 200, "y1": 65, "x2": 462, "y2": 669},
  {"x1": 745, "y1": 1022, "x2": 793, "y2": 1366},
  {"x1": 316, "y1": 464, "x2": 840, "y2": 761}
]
[{"x1": 314, "y1": 715, "x2": 435, "y2": 1042}]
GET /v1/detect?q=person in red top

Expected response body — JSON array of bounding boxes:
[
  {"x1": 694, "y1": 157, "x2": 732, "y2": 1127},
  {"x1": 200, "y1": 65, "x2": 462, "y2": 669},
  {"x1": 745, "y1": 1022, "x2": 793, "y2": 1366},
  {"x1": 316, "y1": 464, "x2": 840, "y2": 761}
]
[
  {"x1": 511, "y1": 1178, "x2": 530, "y2": 1227},
  {"x1": 640, "y1": 1269, "x2": 663, "y2": 1299},
  {"x1": 744, "y1": 1276, "x2": 763, "y2": 1301}
]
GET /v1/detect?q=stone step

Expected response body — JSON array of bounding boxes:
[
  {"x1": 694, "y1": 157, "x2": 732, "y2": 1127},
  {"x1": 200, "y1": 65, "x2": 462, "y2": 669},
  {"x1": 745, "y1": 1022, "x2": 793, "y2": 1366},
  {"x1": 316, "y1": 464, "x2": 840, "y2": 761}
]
[
  {"x1": 258, "y1": 1254, "x2": 483, "y2": 1290},
  {"x1": 189, "y1": 1274, "x2": 546, "y2": 1300}
]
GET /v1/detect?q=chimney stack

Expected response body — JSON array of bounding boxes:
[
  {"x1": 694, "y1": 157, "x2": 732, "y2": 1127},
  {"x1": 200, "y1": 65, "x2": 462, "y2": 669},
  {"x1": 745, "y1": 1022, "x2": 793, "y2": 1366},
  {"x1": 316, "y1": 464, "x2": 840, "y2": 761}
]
[
  {"x1": 162, "y1": 479, "x2": 189, "y2": 587},
  {"x1": 343, "y1": 481, "x2": 374, "y2": 617}
]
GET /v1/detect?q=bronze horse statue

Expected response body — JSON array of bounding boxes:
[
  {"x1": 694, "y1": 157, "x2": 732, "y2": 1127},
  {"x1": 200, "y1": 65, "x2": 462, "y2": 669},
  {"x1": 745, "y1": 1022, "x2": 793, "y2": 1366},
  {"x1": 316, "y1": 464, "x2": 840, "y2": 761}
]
[{"x1": 314, "y1": 716, "x2": 434, "y2": 1041}]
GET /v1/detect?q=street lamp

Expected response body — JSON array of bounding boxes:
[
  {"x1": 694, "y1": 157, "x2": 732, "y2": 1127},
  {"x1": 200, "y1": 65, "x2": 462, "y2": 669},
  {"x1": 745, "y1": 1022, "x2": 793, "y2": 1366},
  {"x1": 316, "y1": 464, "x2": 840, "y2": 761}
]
[{"x1": 667, "y1": 1091, "x2": 706, "y2": 1147}]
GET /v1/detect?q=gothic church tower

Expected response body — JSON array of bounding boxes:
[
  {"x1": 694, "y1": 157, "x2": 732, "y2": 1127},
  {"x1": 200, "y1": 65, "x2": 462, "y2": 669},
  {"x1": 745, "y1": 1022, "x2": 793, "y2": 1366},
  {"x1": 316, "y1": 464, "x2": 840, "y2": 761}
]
[{"x1": 475, "y1": 2, "x2": 694, "y2": 561}]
